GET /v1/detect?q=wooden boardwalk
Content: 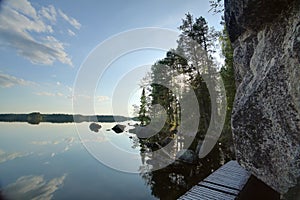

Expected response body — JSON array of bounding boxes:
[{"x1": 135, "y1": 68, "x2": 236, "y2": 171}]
[{"x1": 178, "y1": 160, "x2": 251, "y2": 200}]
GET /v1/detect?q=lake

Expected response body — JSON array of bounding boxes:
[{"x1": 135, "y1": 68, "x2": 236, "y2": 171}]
[{"x1": 0, "y1": 122, "x2": 229, "y2": 199}]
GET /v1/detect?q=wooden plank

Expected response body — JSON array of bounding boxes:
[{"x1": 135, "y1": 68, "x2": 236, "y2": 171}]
[
  {"x1": 189, "y1": 186, "x2": 236, "y2": 200},
  {"x1": 185, "y1": 191, "x2": 213, "y2": 200},
  {"x1": 178, "y1": 160, "x2": 251, "y2": 200},
  {"x1": 201, "y1": 180, "x2": 240, "y2": 191},
  {"x1": 198, "y1": 181, "x2": 240, "y2": 195}
]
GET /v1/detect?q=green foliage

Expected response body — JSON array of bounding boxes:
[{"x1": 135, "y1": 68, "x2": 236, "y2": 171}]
[
  {"x1": 219, "y1": 25, "x2": 236, "y2": 151},
  {"x1": 178, "y1": 14, "x2": 214, "y2": 138},
  {"x1": 137, "y1": 14, "x2": 217, "y2": 142},
  {"x1": 209, "y1": 0, "x2": 224, "y2": 14},
  {"x1": 137, "y1": 13, "x2": 236, "y2": 159},
  {"x1": 27, "y1": 112, "x2": 43, "y2": 124},
  {"x1": 138, "y1": 88, "x2": 150, "y2": 126},
  {"x1": 179, "y1": 14, "x2": 209, "y2": 52}
]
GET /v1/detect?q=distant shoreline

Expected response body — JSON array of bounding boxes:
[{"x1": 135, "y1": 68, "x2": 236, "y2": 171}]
[{"x1": 0, "y1": 112, "x2": 136, "y2": 124}]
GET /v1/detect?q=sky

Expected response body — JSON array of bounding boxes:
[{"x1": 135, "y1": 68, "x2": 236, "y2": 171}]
[{"x1": 0, "y1": 0, "x2": 223, "y2": 116}]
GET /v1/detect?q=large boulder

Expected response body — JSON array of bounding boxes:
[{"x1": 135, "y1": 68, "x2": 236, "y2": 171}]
[
  {"x1": 112, "y1": 124, "x2": 126, "y2": 134},
  {"x1": 176, "y1": 149, "x2": 197, "y2": 164},
  {"x1": 89, "y1": 123, "x2": 102, "y2": 132},
  {"x1": 225, "y1": 0, "x2": 300, "y2": 194}
]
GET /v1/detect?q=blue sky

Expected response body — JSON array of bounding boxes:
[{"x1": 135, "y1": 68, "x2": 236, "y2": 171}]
[{"x1": 0, "y1": 0, "x2": 222, "y2": 115}]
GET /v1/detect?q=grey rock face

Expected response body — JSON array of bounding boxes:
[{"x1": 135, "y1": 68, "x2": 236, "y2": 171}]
[{"x1": 225, "y1": 0, "x2": 300, "y2": 194}]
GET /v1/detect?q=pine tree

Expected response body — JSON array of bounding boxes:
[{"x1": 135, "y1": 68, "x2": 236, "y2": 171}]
[
  {"x1": 138, "y1": 88, "x2": 149, "y2": 126},
  {"x1": 178, "y1": 14, "x2": 214, "y2": 137},
  {"x1": 139, "y1": 14, "x2": 220, "y2": 146}
]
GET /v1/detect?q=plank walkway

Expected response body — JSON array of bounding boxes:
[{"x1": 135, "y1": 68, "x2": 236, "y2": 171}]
[{"x1": 178, "y1": 160, "x2": 251, "y2": 200}]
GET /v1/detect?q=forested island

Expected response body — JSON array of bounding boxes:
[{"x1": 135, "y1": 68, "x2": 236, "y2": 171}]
[{"x1": 0, "y1": 112, "x2": 131, "y2": 124}]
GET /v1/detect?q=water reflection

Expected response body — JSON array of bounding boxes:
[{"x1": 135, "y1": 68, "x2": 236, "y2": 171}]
[
  {"x1": 89, "y1": 123, "x2": 102, "y2": 132},
  {"x1": 135, "y1": 131, "x2": 234, "y2": 199},
  {"x1": 0, "y1": 122, "x2": 234, "y2": 199},
  {"x1": 3, "y1": 174, "x2": 66, "y2": 200},
  {"x1": 0, "y1": 149, "x2": 32, "y2": 164},
  {"x1": 0, "y1": 122, "x2": 154, "y2": 199}
]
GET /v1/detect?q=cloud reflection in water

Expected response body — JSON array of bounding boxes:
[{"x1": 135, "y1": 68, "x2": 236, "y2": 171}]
[{"x1": 3, "y1": 174, "x2": 67, "y2": 200}]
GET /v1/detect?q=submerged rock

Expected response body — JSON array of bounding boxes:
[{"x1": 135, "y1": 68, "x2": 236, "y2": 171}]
[
  {"x1": 89, "y1": 123, "x2": 102, "y2": 132},
  {"x1": 176, "y1": 149, "x2": 197, "y2": 164},
  {"x1": 158, "y1": 137, "x2": 173, "y2": 147},
  {"x1": 112, "y1": 124, "x2": 126, "y2": 134},
  {"x1": 225, "y1": 0, "x2": 300, "y2": 194}
]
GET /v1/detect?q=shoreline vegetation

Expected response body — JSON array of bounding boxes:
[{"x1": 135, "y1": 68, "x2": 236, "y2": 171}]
[
  {"x1": 135, "y1": 13, "x2": 236, "y2": 160},
  {"x1": 0, "y1": 112, "x2": 133, "y2": 124}
]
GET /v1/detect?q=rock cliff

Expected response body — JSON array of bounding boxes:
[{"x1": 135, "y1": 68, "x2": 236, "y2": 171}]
[{"x1": 225, "y1": 0, "x2": 300, "y2": 195}]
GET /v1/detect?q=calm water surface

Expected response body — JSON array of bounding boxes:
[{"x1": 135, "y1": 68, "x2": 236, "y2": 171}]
[{"x1": 0, "y1": 122, "x2": 228, "y2": 199}]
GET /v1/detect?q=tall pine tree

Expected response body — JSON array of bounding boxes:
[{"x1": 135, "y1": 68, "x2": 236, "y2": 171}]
[{"x1": 138, "y1": 88, "x2": 149, "y2": 126}]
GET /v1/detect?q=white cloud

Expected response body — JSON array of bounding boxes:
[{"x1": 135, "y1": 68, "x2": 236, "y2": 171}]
[
  {"x1": 31, "y1": 141, "x2": 52, "y2": 145},
  {"x1": 67, "y1": 29, "x2": 76, "y2": 36},
  {"x1": 0, "y1": 149, "x2": 31, "y2": 164},
  {"x1": 82, "y1": 136, "x2": 107, "y2": 143},
  {"x1": 96, "y1": 95, "x2": 110, "y2": 102},
  {"x1": 0, "y1": 0, "x2": 80, "y2": 66},
  {"x1": 67, "y1": 86, "x2": 73, "y2": 92},
  {"x1": 3, "y1": 174, "x2": 67, "y2": 200},
  {"x1": 69, "y1": 94, "x2": 110, "y2": 102},
  {"x1": 57, "y1": 92, "x2": 64, "y2": 97},
  {"x1": 39, "y1": 5, "x2": 57, "y2": 23},
  {"x1": 0, "y1": 72, "x2": 34, "y2": 88},
  {"x1": 31, "y1": 137, "x2": 77, "y2": 154},
  {"x1": 58, "y1": 9, "x2": 81, "y2": 29},
  {"x1": 8, "y1": 0, "x2": 39, "y2": 21},
  {"x1": 64, "y1": 146, "x2": 70, "y2": 151},
  {"x1": 34, "y1": 91, "x2": 67, "y2": 98},
  {"x1": 34, "y1": 92, "x2": 56, "y2": 97}
]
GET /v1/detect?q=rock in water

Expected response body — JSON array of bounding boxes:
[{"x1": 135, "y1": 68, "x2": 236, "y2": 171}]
[
  {"x1": 89, "y1": 123, "x2": 102, "y2": 132},
  {"x1": 176, "y1": 149, "x2": 197, "y2": 164},
  {"x1": 112, "y1": 124, "x2": 126, "y2": 133},
  {"x1": 128, "y1": 126, "x2": 157, "y2": 139},
  {"x1": 225, "y1": 0, "x2": 300, "y2": 194}
]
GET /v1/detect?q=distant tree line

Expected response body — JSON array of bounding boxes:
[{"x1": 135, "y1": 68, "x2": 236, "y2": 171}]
[{"x1": 0, "y1": 112, "x2": 131, "y2": 124}]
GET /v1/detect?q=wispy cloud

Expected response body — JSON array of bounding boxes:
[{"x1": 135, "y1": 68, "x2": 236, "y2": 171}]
[
  {"x1": 0, "y1": 0, "x2": 80, "y2": 66},
  {"x1": 69, "y1": 94, "x2": 110, "y2": 102},
  {"x1": 3, "y1": 174, "x2": 67, "y2": 200},
  {"x1": 31, "y1": 137, "x2": 77, "y2": 155},
  {"x1": 39, "y1": 5, "x2": 57, "y2": 24},
  {"x1": 34, "y1": 91, "x2": 68, "y2": 98},
  {"x1": 0, "y1": 149, "x2": 31, "y2": 164},
  {"x1": 58, "y1": 9, "x2": 81, "y2": 30},
  {"x1": 67, "y1": 29, "x2": 76, "y2": 36},
  {"x1": 96, "y1": 95, "x2": 110, "y2": 102},
  {"x1": 31, "y1": 137, "x2": 76, "y2": 146},
  {"x1": 33, "y1": 82, "x2": 74, "y2": 99},
  {"x1": 0, "y1": 72, "x2": 34, "y2": 88},
  {"x1": 31, "y1": 136, "x2": 107, "y2": 153},
  {"x1": 31, "y1": 141, "x2": 52, "y2": 145},
  {"x1": 34, "y1": 92, "x2": 56, "y2": 97}
]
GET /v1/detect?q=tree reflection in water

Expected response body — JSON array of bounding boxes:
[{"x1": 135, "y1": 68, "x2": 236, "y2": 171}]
[{"x1": 136, "y1": 132, "x2": 234, "y2": 200}]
